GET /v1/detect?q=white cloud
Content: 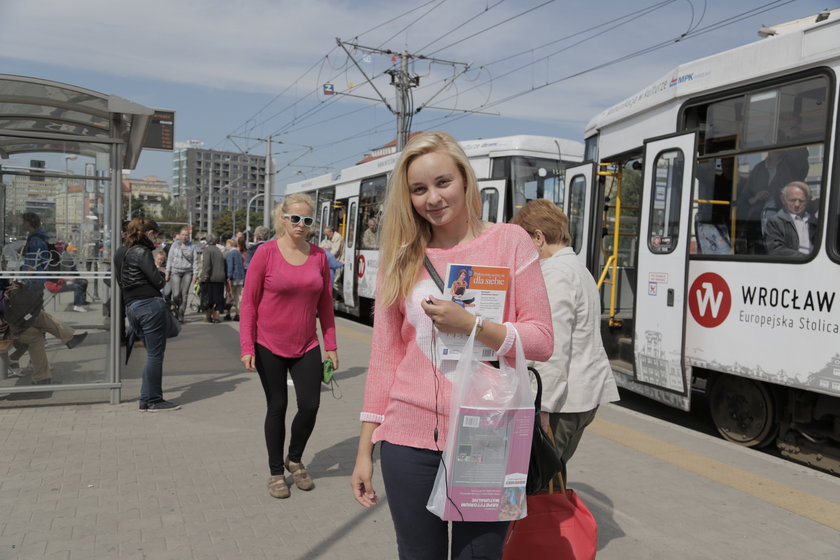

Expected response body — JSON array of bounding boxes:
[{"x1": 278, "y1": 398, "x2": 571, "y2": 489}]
[{"x1": 0, "y1": 0, "x2": 830, "y2": 180}]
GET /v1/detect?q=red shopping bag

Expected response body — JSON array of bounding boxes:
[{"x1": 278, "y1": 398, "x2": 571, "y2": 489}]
[{"x1": 502, "y1": 474, "x2": 597, "y2": 560}]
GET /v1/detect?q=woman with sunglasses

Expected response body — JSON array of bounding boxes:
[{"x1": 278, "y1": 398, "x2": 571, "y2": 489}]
[{"x1": 240, "y1": 193, "x2": 339, "y2": 499}]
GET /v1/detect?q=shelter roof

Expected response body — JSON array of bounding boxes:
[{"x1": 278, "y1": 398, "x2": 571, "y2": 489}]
[{"x1": 0, "y1": 74, "x2": 153, "y2": 169}]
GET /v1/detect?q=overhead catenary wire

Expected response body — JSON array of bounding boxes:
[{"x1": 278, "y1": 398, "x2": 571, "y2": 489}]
[
  {"x1": 225, "y1": 0, "x2": 799, "y2": 186},
  {"x1": 426, "y1": 0, "x2": 556, "y2": 57},
  {"x1": 412, "y1": 0, "x2": 797, "y2": 131},
  {"x1": 415, "y1": 0, "x2": 507, "y2": 53},
  {"x1": 221, "y1": 0, "x2": 445, "y2": 150}
]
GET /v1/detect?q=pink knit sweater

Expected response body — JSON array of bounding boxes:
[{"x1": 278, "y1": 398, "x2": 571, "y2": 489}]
[
  {"x1": 361, "y1": 223, "x2": 553, "y2": 451},
  {"x1": 239, "y1": 241, "x2": 337, "y2": 358}
]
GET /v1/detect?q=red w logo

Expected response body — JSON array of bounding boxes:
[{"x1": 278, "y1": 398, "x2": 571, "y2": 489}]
[{"x1": 688, "y1": 272, "x2": 731, "y2": 328}]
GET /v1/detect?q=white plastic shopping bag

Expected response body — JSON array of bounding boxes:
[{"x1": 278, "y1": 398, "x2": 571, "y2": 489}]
[{"x1": 426, "y1": 325, "x2": 535, "y2": 522}]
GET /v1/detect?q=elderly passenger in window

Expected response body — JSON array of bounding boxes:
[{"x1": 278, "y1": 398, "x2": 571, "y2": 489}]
[{"x1": 765, "y1": 181, "x2": 817, "y2": 257}]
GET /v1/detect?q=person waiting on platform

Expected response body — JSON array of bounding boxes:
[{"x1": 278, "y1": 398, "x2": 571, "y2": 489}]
[
  {"x1": 48, "y1": 244, "x2": 91, "y2": 312},
  {"x1": 200, "y1": 233, "x2": 226, "y2": 324},
  {"x1": 240, "y1": 194, "x2": 338, "y2": 500},
  {"x1": 225, "y1": 237, "x2": 246, "y2": 321},
  {"x1": 511, "y1": 199, "x2": 620, "y2": 482},
  {"x1": 765, "y1": 181, "x2": 817, "y2": 257},
  {"x1": 114, "y1": 217, "x2": 179, "y2": 412},
  {"x1": 166, "y1": 227, "x2": 194, "y2": 323}
]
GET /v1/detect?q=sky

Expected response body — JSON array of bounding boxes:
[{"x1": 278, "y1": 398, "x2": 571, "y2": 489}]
[{"x1": 0, "y1": 0, "x2": 835, "y2": 194}]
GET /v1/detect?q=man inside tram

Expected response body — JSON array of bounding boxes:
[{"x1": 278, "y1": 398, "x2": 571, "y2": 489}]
[
  {"x1": 764, "y1": 181, "x2": 816, "y2": 257},
  {"x1": 736, "y1": 113, "x2": 810, "y2": 254},
  {"x1": 361, "y1": 217, "x2": 378, "y2": 249}
]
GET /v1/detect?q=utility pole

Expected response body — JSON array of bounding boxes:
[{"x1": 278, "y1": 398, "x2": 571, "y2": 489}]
[
  {"x1": 335, "y1": 39, "x2": 485, "y2": 150},
  {"x1": 207, "y1": 177, "x2": 213, "y2": 237},
  {"x1": 265, "y1": 136, "x2": 272, "y2": 229},
  {"x1": 228, "y1": 134, "x2": 275, "y2": 230}
]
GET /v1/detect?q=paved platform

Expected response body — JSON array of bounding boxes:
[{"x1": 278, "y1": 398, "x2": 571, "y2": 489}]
[{"x1": 1, "y1": 314, "x2": 838, "y2": 559}]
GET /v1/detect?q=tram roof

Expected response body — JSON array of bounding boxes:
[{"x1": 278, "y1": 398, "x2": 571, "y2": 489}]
[
  {"x1": 584, "y1": 9, "x2": 840, "y2": 139},
  {"x1": 285, "y1": 134, "x2": 583, "y2": 194},
  {"x1": 0, "y1": 74, "x2": 154, "y2": 169}
]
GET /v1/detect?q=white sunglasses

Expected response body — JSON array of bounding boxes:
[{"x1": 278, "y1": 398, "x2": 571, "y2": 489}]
[{"x1": 284, "y1": 214, "x2": 314, "y2": 226}]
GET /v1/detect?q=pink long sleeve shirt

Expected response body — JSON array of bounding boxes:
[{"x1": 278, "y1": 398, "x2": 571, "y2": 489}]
[
  {"x1": 239, "y1": 241, "x2": 337, "y2": 358},
  {"x1": 361, "y1": 223, "x2": 553, "y2": 451}
]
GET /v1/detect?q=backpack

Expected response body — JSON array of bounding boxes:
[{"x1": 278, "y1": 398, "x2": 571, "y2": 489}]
[
  {"x1": 34, "y1": 233, "x2": 61, "y2": 272},
  {"x1": 3, "y1": 280, "x2": 43, "y2": 328}
]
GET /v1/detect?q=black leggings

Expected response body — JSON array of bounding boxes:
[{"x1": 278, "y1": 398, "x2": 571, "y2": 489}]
[
  {"x1": 380, "y1": 441, "x2": 510, "y2": 560},
  {"x1": 254, "y1": 343, "x2": 322, "y2": 475}
]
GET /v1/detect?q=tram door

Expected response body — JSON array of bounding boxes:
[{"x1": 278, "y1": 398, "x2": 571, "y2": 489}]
[
  {"x1": 633, "y1": 132, "x2": 695, "y2": 399},
  {"x1": 478, "y1": 179, "x2": 506, "y2": 222},
  {"x1": 342, "y1": 196, "x2": 359, "y2": 307},
  {"x1": 563, "y1": 163, "x2": 595, "y2": 267}
]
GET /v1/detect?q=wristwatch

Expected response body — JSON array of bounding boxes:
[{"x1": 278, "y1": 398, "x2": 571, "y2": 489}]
[{"x1": 474, "y1": 315, "x2": 484, "y2": 336}]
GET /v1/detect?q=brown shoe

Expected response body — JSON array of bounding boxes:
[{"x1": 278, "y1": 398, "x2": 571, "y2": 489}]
[
  {"x1": 267, "y1": 475, "x2": 290, "y2": 499},
  {"x1": 285, "y1": 458, "x2": 314, "y2": 491}
]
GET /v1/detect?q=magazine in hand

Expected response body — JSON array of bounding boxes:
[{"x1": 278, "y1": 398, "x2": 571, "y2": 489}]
[{"x1": 437, "y1": 263, "x2": 509, "y2": 361}]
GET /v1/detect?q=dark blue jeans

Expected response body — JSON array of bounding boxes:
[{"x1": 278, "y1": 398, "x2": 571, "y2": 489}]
[
  {"x1": 55, "y1": 279, "x2": 88, "y2": 306},
  {"x1": 380, "y1": 441, "x2": 510, "y2": 560},
  {"x1": 126, "y1": 297, "x2": 167, "y2": 406}
]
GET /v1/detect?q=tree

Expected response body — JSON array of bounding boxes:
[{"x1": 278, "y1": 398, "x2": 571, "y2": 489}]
[
  {"x1": 213, "y1": 209, "x2": 248, "y2": 241},
  {"x1": 157, "y1": 197, "x2": 189, "y2": 238},
  {"x1": 122, "y1": 195, "x2": 148, "y2": 220}
]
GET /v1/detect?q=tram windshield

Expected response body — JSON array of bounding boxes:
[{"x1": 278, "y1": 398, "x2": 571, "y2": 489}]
[{"x1": 492, "y1": 156, "x2": 565, "y2": 215}]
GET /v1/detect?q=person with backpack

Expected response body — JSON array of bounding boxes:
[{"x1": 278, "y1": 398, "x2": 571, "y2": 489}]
[
  {"x1": 0, "y1": 278, "x2": 87, "y2": 385},
  {"x1": 20, "y1": 212, "x2": 54, "y2": 293}
]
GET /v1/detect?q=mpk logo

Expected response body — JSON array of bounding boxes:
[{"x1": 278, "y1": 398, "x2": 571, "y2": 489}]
[{"x1": 688, "y1": 272, "x2": 731, "y2": 328}]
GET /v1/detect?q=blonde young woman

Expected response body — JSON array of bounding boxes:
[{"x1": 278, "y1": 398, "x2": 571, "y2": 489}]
[
  {"x1": 350, "y1": 132, "x2": 553, "y2": 560},
  {"x1": 240, "y1": 194, "x2": 339, "y2": 499}
]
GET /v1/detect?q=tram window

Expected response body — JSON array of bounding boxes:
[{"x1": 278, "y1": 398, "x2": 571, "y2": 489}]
[
  {"x1": 480, "y1": 188, "x2": 499, "y2": 223},
  {"x1": 347, "y1": 201, "x2": 357, "y2": 249},
  {"x1": 568, "y1": 175, "x2": 586, "y2": 254},
  {"x1": 688, "y1": 75, "x2": 828, "y2": 156},
  {"x1": 359, "y1": 175, "x2": 386, "y2": 249},
  {"x1": 648, "y1": 150, "x2": 684, "y2": 254},
  {"x1": 553, "y1": 177, "x2": 565, "y2": 210},
  {"x1": 682, "y1": 73, "x2": 828, "y2": 261},
  {"x1": 543, "y1": 175, "x2": 561, "y2": 206}
]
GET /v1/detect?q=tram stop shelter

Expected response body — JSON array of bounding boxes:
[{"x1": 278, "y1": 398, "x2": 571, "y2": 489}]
[{"x1": 0, "y1": 74, "x2": 157, "y2": 406}]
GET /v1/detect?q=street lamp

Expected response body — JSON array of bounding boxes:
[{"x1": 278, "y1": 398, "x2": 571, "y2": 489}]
[
  {"x1": 64, "y1": 155, "x2": 78, "y2": 241},
  {"x1": 245, "y1": 192, "x2": 263, "y2": 243}
]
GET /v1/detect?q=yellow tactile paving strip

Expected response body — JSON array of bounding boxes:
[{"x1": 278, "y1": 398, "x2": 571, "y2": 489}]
[{"x1": 589, "y1": 417, "x2": 840, "y2": 532}]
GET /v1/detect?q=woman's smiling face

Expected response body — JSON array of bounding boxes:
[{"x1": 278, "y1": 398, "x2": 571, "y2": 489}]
[{"x1": 407, "y1": 151, "x2": 467, "y2": 230}]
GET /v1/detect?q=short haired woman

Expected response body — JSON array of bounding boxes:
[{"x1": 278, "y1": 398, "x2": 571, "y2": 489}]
[{"x1": 510, "y1": 199, "x2": 619, "y2": 480}]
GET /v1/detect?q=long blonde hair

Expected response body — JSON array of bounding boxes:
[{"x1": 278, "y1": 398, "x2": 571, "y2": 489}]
[
  {"x1": 272, "y1": 193, "x2": 315, "y2": 237},
  {"x1": 379, "y1": 131, "x2": 482, "y2": 306}
]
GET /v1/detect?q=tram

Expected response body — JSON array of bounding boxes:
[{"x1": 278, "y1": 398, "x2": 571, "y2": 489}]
[
  {"x1": 284, "y1": 134, "x2": 583, "y2": 318},
  {"x1": 579, "y1": 10, "x2": 840, "y2": 472}
]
